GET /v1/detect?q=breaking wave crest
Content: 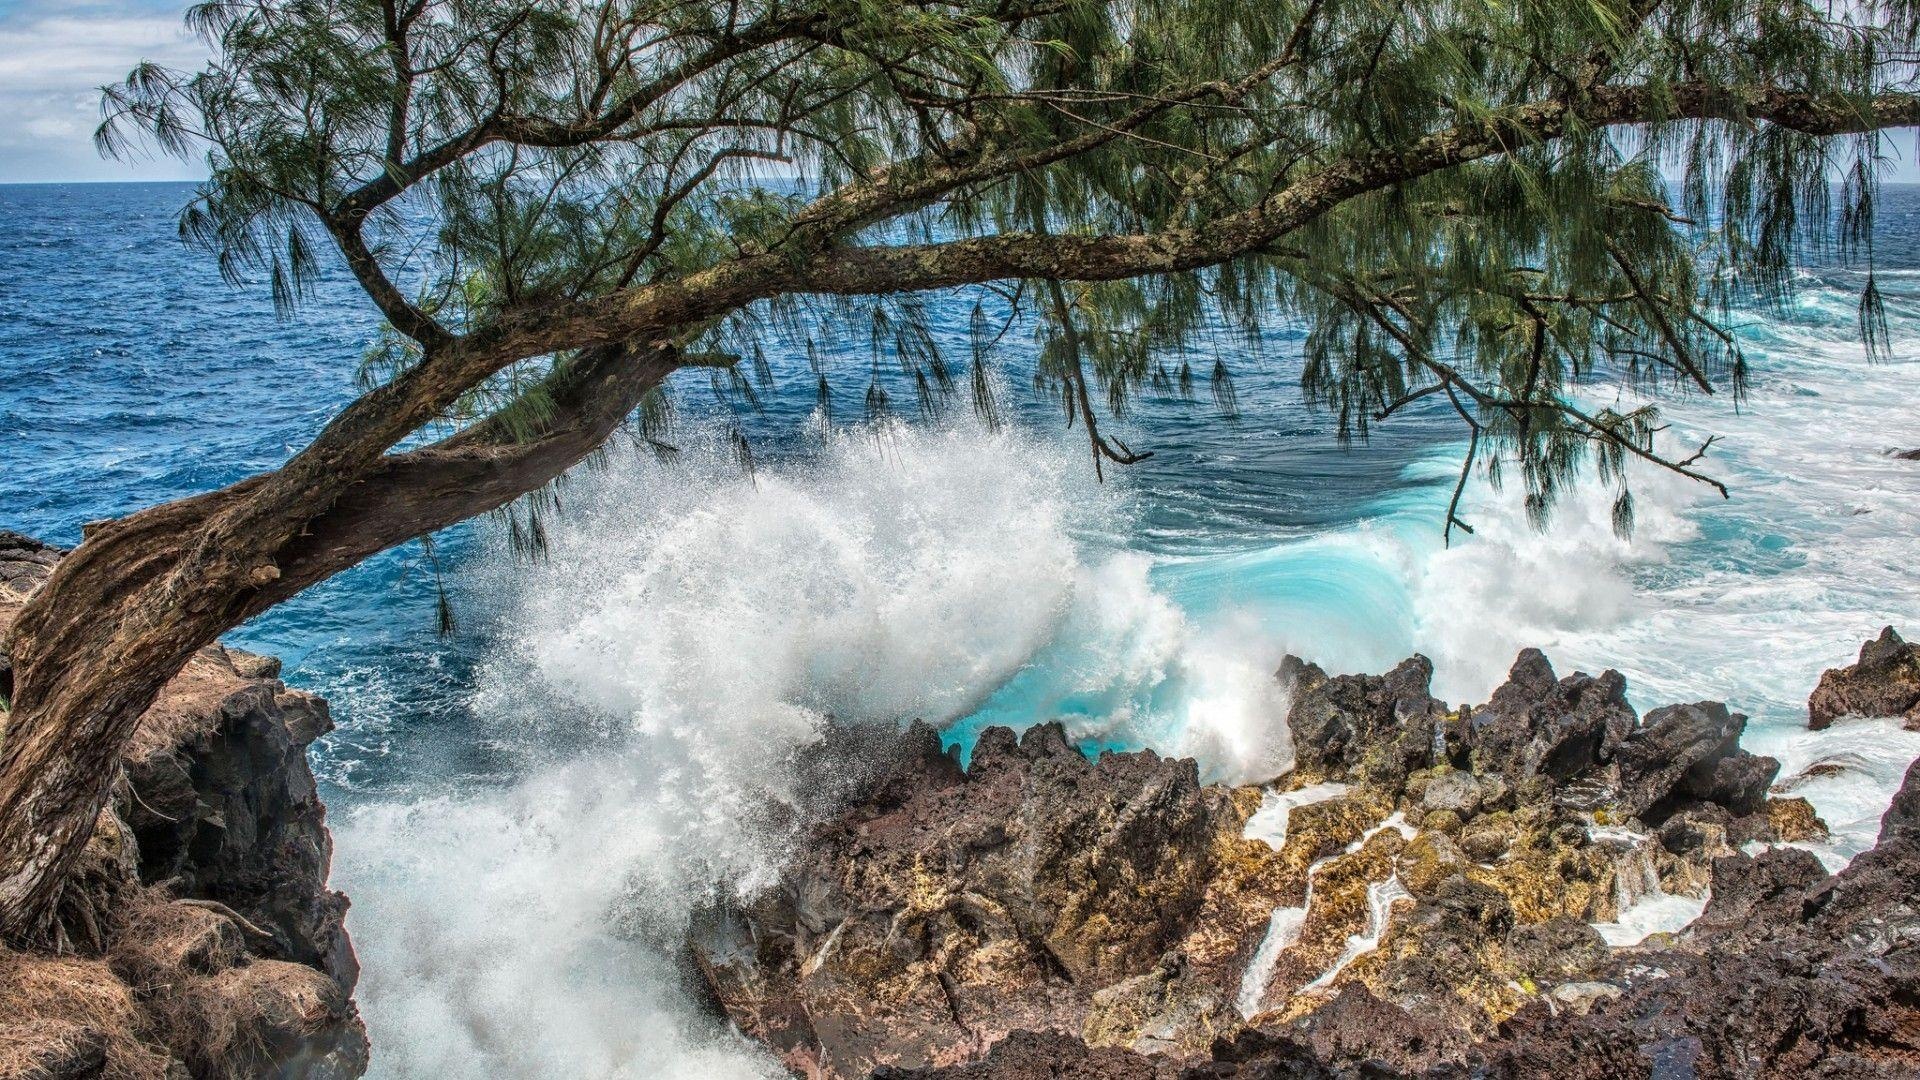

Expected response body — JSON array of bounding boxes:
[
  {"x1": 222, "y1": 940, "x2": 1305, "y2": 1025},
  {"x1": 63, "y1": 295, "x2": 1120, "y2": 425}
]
[
  {"x1": 335, "y1": 274, "x2": 1920, "y2": 1076},
  {"x1": 335, "y1": 422, "x2": 1305, "y2": 1076}
]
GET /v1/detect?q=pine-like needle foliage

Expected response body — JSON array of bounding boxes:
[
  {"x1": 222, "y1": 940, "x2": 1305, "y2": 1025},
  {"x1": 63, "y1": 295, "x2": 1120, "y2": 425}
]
[{"x1": 96, "y1": 0, "x2": 1920, "y2": 536}]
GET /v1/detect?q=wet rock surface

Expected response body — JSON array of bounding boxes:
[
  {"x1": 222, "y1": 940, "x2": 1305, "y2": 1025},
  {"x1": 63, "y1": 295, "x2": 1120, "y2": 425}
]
[
  {"x1": 697, "y1": 633, "x2": 1916, "y2": 1079},
  {"x1": 689, "y1": 721, "x2": 1291, "y2": 1077},
  {"x1": 1808, "y1": 626, "x2": 1920, "y2": 729},
  {"x1": 0, "y1": 533, "x2": 366, "y2": 1079}
]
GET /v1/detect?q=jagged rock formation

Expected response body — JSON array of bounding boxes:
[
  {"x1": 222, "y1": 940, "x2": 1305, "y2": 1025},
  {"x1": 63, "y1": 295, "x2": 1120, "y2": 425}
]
[
  {"x1": 0, "y1": 532, "x2": 366, "y2": 1079},
  {"x1": 689, "y1": 722, "x2": 1288, "y2": 1077},
  {"x1": 1233, "y1": 651, "x2": 1790, "y2": 1036},
  {"x1": 694, "y1": 637, "x2": 1903, "y2": 1079},
  {"x1": 1808, "y1": 626, "x2": 1920, "y2": 729}
]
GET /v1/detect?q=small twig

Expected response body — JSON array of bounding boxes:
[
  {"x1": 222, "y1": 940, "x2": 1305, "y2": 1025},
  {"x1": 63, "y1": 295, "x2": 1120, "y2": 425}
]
[
  {"x1": 1606, "y1": 196, "x2": 1698, "y2": 226},
  {"x1": 1041, "y1": 100, "x2": 1224, "y2": 161},
  {"x1": 1442, "y1": 383, "x2": 1482, "y2": 545},
  {"x1": 1372, "y1": 382, "x2": 1448, "y2": 421},
  {"x1": 1675, "y1": 433, "x2": 1718, "y2": 468},
  {"x1": 174, "y1": 898, "x2": 279, "y2": 944},
  {"x1": 125, "y1": 780, "x2": 182, "y2": 823}
]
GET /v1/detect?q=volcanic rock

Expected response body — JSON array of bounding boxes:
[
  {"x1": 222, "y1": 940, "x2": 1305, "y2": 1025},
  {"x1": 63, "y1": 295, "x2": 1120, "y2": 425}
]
[
  {"x1": 688, "y1": 721, "x2": 1292, "y2": 1077},
  {"x1": 1880, "y1": 758, "x2": 1920, "y2": 842},
  {"x1": 1466, "y1": 650, "x2": 1635, "y2": 789},
  {"x1": 1766, "y1": 795, "x2": 1829, "y2": 842},
  {"x1": 1279, "y1": 655, "x2": 1447, "y2": 788},
  {"x1": 1611, "y1": 701, "x2": 1777, "y2": 818},
  {"x1": 1808, "y1": 626, "x2": 1920, "y2": 729},
  {"x1": 918, "y1": 753, "x2": 1920, "y2": 1078},
  {"x1": 870, "y1": 1029, "x2": 1180, "y2": 1080}
]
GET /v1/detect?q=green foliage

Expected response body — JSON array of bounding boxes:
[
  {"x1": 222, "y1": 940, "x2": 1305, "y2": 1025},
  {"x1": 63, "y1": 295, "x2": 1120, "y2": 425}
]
[{"x1": 96, "y1": 0, "x2": 1920, "y2": 534}]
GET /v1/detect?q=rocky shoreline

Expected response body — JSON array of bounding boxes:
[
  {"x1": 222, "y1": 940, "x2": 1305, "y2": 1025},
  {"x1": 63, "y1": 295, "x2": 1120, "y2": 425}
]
[
  {"x1": 4, "y1": 519, "x2": 1916, "y2": 1079},
  {"x1": 0, "y1": 533, "x2": 365, "y2": 1079},
  {"x1": 690, "y1": 637, "x2": 1920, "y2": 1079}
]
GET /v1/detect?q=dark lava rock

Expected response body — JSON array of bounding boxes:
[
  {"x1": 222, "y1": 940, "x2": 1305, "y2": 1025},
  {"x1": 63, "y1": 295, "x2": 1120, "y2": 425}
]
[
  {"x1": 1808, "y1": 626, "x2": 1920, "y2": 729},
  {"x1": 1611, "y1": 701, "x2": 1777, "y2": 819},
  {"x1": 871, "y1": 1029, "x2": 1179, "y2": 1079},
  {"x1": 689, "y1": 721, "x2": 1280, "y2": 1078},
  {"x1": 1454, "y1": 653, "x2": 1777, "y2": 825},
  {"x1": 1280, "y1": 654, "x2": 1446, "y2": 788},
  {"x1": 1282, "y1": 648, "x2": 1776, "y2": 828},
  {"x1": 1880, "y1": 758, "x2": 1920, "y2": 842},
  {"x1": 1466, "y1": 651, "x2": 1635, "y2": 790},
  {"x1": 1683, "y1": 846, "x2": 1830, "y2": 946},
  {"x1": 119, "y1": 643, "x2": 358, "y2": 990},
  {"x1": 1251, "y1": 986, "x2": 1454, "y2": 1076}
]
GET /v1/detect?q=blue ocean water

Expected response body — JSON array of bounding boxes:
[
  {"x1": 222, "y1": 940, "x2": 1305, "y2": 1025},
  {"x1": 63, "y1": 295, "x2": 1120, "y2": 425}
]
[
  {"x1": 5, "y1": 180, "x2": 1920, "y2": 1077},
  {"x1": 0, "y1": 180, "x2": 1449, "y2": 790}
]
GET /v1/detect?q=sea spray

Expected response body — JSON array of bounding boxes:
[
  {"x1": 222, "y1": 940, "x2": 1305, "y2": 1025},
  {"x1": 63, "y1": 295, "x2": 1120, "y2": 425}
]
[
  {"x1": 328, "y1": 273, "x2": 1920, "y2": 1074},
  {"x1": 336, "y1": 426, "x2": 1084, "y2": 1075},
  {"x1": 335, "y1": 763, "x2": 787, "y2": 1077},
  {"x1": 333, "y1": 423, "x2": 1307, "y2": 1076}
]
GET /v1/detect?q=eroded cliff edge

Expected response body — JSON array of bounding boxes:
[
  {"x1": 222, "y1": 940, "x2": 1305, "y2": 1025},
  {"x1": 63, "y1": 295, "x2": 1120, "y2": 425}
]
[
  {"x1": 0, "y1": 532, "x2": 366, "y2": 1079},
  {"x1": 692, "y1": 636, "x2": 1920, "y2": 1079}
]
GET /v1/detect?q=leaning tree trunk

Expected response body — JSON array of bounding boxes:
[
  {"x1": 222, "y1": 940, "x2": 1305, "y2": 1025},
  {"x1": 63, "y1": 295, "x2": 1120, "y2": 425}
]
[
  {"x1": 0, "y1": 344, "x2": 676, "y2": 944},
  {"x1": 0, "y1": 502, "x2": 246, "y2": 944}
]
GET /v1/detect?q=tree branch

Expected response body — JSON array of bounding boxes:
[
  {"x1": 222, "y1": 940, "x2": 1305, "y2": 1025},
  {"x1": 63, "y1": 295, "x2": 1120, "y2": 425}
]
[{"x1": 247, "y1": 344, "x2": 681, "y2": 614}]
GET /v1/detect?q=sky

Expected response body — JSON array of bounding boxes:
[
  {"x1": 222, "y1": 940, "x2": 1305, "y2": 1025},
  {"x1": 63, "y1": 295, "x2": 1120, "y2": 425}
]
[
  {"x1": 1, "y1": 0, "x2": 1917, "y2": 185},
  {"x1": 0, "y1": 0, "x2": 206, "y2": 181}
]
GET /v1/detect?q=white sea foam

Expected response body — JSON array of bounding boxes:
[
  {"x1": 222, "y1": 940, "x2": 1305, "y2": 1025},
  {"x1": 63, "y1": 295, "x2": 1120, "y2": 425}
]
[
  {"x1": 1300, "y1": 874, "x2": 1412, "y2": 992},
  {"x1": 1243, "y1": 782, "x2": 1350, "y2": 850},
  {"x1": 335, "y1": 278, "x2": 1920, "y2": 1074},
  {"x1": 1592, "y1": 890, "x2": 1710, "y2": 948},
  {"x1": 1235, "y1": 904, "x2": 1308, "y2": 1017},
  {"x1": 336, "y1": 423, "x2": 1305, "y2": 1076},
  {"x1": 335, "y1": 765, "x2": 786, "y2": 1078},
  {"x1": 1588, "y1": 829, "x2": 1710, "y2": 947}
]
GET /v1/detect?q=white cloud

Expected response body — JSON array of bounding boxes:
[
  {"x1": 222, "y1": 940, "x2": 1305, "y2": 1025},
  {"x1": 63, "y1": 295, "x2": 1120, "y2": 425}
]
[
  {"x1": 25, "y1": 113, "x2": 84, "y2": 139},
  {"x1": 0, "y1": 7, "x2": 207, "y2": 181}
]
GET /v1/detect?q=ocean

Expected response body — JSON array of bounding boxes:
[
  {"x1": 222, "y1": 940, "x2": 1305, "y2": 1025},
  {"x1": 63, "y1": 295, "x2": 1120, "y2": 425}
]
[{"x1": 3, "y1": 180, "x2": 1918, "y2": 1076}]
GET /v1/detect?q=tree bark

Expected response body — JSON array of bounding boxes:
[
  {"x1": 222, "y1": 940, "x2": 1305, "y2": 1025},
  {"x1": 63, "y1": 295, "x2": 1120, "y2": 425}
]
[
  {"x1": 0, "y1": 345, "x2": 676, "y2": 944},
  {"x1": 0, "y1": 504, "x2": 232, "y2": 942}
]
